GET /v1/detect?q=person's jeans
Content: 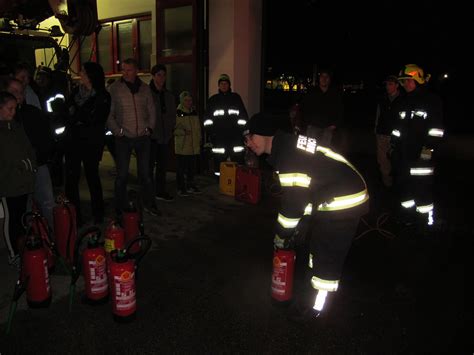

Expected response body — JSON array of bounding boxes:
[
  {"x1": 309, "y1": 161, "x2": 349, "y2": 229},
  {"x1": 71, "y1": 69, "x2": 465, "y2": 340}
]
[
  {"x1": 115, "y1": 136, "x2": 154, "y2": 211},
  {"x1": 29, "y1": 164, "x2": 55, "y2": 229},
  {"x1": 150, "y1": 141, "x2": 169, "y2": 196}
]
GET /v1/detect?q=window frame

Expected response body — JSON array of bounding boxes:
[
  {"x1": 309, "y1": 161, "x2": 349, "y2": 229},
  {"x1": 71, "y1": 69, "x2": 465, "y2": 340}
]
[{"x1": 78, "y1": 13, "x2": 152, "y2": 75}]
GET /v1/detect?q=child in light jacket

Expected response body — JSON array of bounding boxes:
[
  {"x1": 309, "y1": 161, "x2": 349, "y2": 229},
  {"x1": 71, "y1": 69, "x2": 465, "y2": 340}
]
[{"x1": 174, "y1": 91, "x2": 202, "y2": 196}]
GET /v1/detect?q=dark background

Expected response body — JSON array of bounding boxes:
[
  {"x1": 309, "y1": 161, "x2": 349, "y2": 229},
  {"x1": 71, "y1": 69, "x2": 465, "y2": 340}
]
[{"x1": 262, "y1": 0, "x2": 473, "y2": 132}]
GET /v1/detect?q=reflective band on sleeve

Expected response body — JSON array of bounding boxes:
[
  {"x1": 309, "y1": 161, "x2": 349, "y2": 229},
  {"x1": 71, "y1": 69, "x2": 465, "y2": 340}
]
[
  {"x1": 315, "y1": 146, "x2": 369, "y2": 211},
  {"x1": 237, "y1": 119, "x2": 247, "y2": 125},
  {"x1": 401, "y1": 199, "x2": 416, "y2": 208},
  {"x1": 410, "y1": 167, "x2": 434, "y2": 176},
  {"x1": 213, "y1": 110, "x2": 225, "y2": 116},
  {"x1": 313, "y1": 289, "x2": 328, "y2": 311},
  {"x1": 228, "y1": 109, "x2": 240, "y2": 115},
  {"x1": 278, "y1": 173, "x2": 311, "y2": 188},
  {"x1": 308, "y1": 253, "x2": 313, "y2": 269},
  {"x1": 317, "y1": 190, "x2": 368, "y2": 211},
  {"x1": 204, "y1": 119, "x2": 214, "y2": 126},
  {"x1": 391, "y1": 129, "x2": 401, "y2": 137},
  {"x1": 399, "y1": 111, "x2": 407, "y2": 120},
  {"x1": 413, "y1": 110, "x2": 428, "y2": 119},
  {"x1": 428, "y1": 128, "x2": 444, "y2": 137},
  {"x1": 46, "y1": 93, "x2": 65, "y2": 113},
  {"x1": 416, "y1": 203, "x2": 433, "y2": 214},
  {"x1": 311, "y1": 276, "x2": 339, "y2": 292},
  {"x1": 304, "y1": 203, "x2": 313, "y2": 215},
  {"x1": 316, "y1": 146, "x2": 348, "y2": 164},
  {"x1": 233, "y1": 146, "x2": 245, "y2": 153},
  {"x1": 277, "y1": 213, "x2": 300, "y2": 229},
  {"x1": 212, "y1": 148, "x2": 225, "y2": 154}
]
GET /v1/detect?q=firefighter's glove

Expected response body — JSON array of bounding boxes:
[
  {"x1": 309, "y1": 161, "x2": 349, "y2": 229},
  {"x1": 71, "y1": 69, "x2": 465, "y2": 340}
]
[
  {"x1": 293, "y1": 216, "x2": 311, "y2": 246},
  {"x1": 274, "y1": 234, "x2": 291, "y2": 249}
]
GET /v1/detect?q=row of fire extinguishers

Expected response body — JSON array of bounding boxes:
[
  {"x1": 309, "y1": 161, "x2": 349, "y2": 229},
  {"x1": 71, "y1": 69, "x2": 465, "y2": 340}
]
[{"x1": 6, "y1": 196, "x2": 152, "y2": 334}]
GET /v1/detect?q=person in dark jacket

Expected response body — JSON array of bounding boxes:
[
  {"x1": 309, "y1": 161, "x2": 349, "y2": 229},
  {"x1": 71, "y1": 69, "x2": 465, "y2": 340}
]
[
  {"x1": 390, "y1": 64, "x2": 444, "y2": 228},
  {"x1": 149, "y1": 64, "x2": 176, "y2": 202},
  {"x1": 375, "y1": 75, "x2": 403, "y2": 187},
  {"x1": 65, "y1": 62, "x2": 111, "y2": 225},
  {"x1": 243, "y1": 112, "x2": 369, "y2": 322},
  {"x1": 1, "y1": 77, "x2": 55, "y2": 229},
  {"x1": 204, "y1": 74, "x2": 248, "y2": 175},
  {"x1": 300, "y1": 69, "x2": 344, "y2": 147},
  {"x1": 0, "y1": 91, "x2": 36, "y2": 267}
]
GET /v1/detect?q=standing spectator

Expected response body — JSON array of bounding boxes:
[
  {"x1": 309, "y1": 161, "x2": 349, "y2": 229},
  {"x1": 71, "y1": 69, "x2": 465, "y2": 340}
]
[
  {"x1": 0, "y1": 77, "x2": 55, "y2": 229},
  {"x1": 300, "y1": 69, "x2": 343, "y2": 147},
  {"x1": 204, "y1": 74, "x2": 248, "y2": 175},
  {"x1": 175, "y1": 91, "x2": 202, "y2": 196},
  {"x1": 375, "y1": 75, "x2": 403, "y2": 188},
  {"x1": 149, "y1": 64, "x2": 176, "y2": 202},
  {"x1": 107, "y1": 58, "x2": 158, "y2": 217},
  {"x1": 14, "y1": 63, "x2": 41, "y2": 109},
  {"x1": 390, "y1": 64, "x2": 444, "y2": 229},
  {"x1": 64, "y1": 62, "x2": 111, "y2": 225},
  {"x1": 0, "y1": 91, "x2": 36, "y2": 267}
]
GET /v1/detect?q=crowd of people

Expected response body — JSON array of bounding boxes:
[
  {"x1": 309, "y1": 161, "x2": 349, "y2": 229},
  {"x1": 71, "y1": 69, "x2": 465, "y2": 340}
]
[{"x1": 1, "y1": 60, "x2": 444, "y2": 324}]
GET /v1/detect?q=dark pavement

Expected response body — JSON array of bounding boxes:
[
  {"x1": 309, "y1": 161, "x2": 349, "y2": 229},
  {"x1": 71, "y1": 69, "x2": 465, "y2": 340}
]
[{"x1": 0, "y1": 138, "x2": 472, "y2": 354}]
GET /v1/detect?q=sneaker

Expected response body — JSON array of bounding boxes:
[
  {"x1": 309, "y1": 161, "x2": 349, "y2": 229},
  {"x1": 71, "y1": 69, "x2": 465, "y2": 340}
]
[
  {"x1": 177, "y1": 189, "x2": 190, "y2": 197},
  {"x1": 8, "y1": 254, "x2": 21, "y2": 270},
  {"x1": 188, "y1": 186, "x2": 202, "y2": 194},
  {"x1": 143, "y1": 205, "x2": 161, "y2": 217},
  {"x1": 155, "y1": 193, "x2": 174, "y2": 202}
]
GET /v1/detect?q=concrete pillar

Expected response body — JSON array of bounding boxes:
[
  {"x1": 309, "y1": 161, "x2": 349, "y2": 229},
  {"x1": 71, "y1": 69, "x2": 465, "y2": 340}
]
[{"x1": 208, "y1": 0, "x2": 262, "y2": 117}]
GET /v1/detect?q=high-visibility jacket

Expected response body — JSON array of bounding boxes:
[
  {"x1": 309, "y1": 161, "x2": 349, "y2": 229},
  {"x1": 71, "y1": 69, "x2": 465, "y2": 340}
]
[
  {"x1": 390, "y1": 86, "x2": 444, "y2": 173},
  {"x1": 204, "y1": 90, "x2": 248, "y2": 148},
  {"x1": 267, "y1": 131, "x2": 369, "y2": 242}
]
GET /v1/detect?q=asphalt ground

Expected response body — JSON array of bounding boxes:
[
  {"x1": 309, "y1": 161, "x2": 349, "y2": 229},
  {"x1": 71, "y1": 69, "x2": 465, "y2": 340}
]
[{"x1": 0, "y1": 143, "x2": 472, "y2": 354}]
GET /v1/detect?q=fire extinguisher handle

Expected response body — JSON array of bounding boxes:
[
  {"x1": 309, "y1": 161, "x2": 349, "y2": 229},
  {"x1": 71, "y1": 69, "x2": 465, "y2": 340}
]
[{"x1": 125, "y1": 236, "x2": 152, "y2": 268}]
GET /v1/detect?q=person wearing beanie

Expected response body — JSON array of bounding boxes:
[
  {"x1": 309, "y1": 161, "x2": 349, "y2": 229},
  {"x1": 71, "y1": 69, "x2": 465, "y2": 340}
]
[
  {"x1": 174, "y1": 91, "x2": 202, "y2": 196},
  {"x1": 64, "y1": 61, "x2": 111, "y2": 225},
  {"x1": 244, "y1": 112, "x2": 369, "y2": 323},
  {"x1": 149, "y1": 63, "x2": 176, "y2": 202},
  {"x1": 204, "y1": 73, "x2": 249, "y2": 175}
]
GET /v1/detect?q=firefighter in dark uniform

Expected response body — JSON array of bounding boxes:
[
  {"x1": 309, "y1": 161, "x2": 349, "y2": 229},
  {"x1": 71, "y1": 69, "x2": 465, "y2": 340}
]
[
  {"x1": 244, "y1": 113, "x2": 369, "y2": 322},
  {"x1": 204, "y1": 74, "x2": 248, "y2": 175},
  {"x1": 390, "y1": 64, "x2": 444, "y2": 228}
]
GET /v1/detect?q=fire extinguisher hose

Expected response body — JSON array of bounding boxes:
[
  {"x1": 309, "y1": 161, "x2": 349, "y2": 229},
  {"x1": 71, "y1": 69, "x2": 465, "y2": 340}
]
[
  {"x1": 64, "y1": 203, "x2": 75, "y2": 261},
  {"x1": 6, "y1": 275, "x2": 29, "y2": 335},
  {"x1": 124, "y1": 236, "x2": 152, "y2": 274},
  {"x1": 68, "y1": 226, "x2": 101, "y2": 311}
]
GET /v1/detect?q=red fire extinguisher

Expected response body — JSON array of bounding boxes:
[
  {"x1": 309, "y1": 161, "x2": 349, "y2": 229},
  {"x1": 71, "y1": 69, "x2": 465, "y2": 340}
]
[
  {"x1": 271, "y1": 248, "x2": 296, "y2": 303},
  {"x1": 109, "y1": 235, "x2": 152, "y2": 322},
  {"x1": 122, "y1": 201, "x2": 141, "y2": 254},
  {"x1": 23, "y1": 211, "x2": 55, "y2": 272},
  {"x1": 104, "y1": 221, "x2": 125, "y2": 254},
  {"x1": 22, "y1": 234, "x2": 52, "y2": 308},
  {"x1": 53, "y1": 195, "x2": 77, "y2": 263},
  {"x1": 69, "y1": 227, "x2": 108, "y2": 307}
]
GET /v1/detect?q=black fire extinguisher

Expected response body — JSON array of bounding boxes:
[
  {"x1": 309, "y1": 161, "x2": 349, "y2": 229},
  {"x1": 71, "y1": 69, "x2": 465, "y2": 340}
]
[{"x1": 109, "y1": 232, "x2": 152, "y2": 322}]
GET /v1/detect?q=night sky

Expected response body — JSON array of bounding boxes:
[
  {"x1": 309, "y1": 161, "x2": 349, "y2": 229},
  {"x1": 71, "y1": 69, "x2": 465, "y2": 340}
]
[{"x1": 264, "y1": 0, "x2": 472, "y2": 84}]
